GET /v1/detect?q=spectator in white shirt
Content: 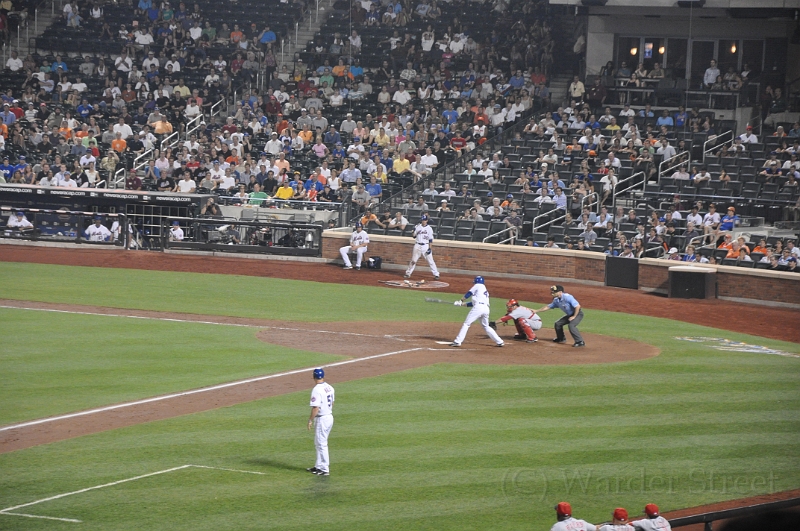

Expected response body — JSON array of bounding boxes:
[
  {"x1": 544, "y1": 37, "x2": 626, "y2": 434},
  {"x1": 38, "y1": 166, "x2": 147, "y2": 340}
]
[{"x1": 5, "y1": 51, "x2": 23, "y2": 71}]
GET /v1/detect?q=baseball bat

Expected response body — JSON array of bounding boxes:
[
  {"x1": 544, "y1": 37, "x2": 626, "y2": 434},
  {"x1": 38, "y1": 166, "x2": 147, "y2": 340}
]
[{"x1": 424, "y1": 297, "x2": 455, "y2": 304}]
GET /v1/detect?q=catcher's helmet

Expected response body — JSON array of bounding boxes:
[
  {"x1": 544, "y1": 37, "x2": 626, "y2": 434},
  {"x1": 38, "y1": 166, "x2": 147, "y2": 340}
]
[
  {"x1": 507, "y1": 298, "x2": 519, "y2": 310},
  {"x1": 313, "y1": 368, "x2": 325, "y2": 379},
  {"x1": 474, "y1": 275, "x2": 485, "y2": 284}
]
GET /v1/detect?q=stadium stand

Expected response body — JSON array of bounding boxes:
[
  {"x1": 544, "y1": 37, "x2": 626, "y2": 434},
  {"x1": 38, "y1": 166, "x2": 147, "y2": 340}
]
[{"x1": 0, "y1": 0, "x2": 797, "y2": 271}]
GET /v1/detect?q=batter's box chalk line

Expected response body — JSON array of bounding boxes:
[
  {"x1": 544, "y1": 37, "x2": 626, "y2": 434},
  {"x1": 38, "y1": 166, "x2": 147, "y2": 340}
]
[
  {"x1": 0, "y1": 464, "x2": 267, "y2": 523},
  {"x1": 379, "y1": 279, "x2": 450, "y2": 289}
]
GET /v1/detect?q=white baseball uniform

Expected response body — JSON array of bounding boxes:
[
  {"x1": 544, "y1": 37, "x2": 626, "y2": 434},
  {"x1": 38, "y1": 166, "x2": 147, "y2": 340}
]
[
  {"x1": 310, "y1": 381, "x2": 335, "y2": 473},
  {"x1": 169, "y1": 226, "x2": 185, "y2": 241},
  {"x1": 340, "y1": 227, "x2": 369, "y2": 268},
  {"x1": 632, "y1": 517, "x2": 671, "y2": 531},
  {"x1": 404, "y1": 222, "x2": 439, "y2": 278},
  {"x1": 551, "y1": 517, "x2": 597, "y2": 531},
  {"x1": 7, "y1": 215, "x2": 33, "y2": 229},
  {"x1": 453, "y1": 282, "x2": 504, "y2": 346},
  {"x1": 599, "y1": 525, "x2": 634, "y2": 531},
  {"x1": 85, "y1": 223, "x2": 111, "y2": 241}
]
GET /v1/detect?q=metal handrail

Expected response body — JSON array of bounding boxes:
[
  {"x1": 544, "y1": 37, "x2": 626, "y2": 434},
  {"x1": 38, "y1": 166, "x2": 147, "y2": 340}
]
[
  {"x1": 185, "y1": 114, "x2": 204, "y2": 141},
  {"x1": 670, "y1": 496, "x2": 800, "y2": 529},
  {"x1": 210, "y1": 98, "x2": 226, "y2": 119},
  {"x1": 703, "y1": 129, "x2": 733, "y2": 163},
  {"x1": 532, "y1": 203, "x2": 567, "y2": 233},
  {"x1": 658, "y1": 151, "x2": 690, "y2": 182},
  {"x1": 113, "y1": 167, "x2": 126, "y2": 189},
  {"x1": 482, "y1": 224, "x2": 517, "y2": 244},
  {"x1": 160, "y1": 131, "x2": 179, "y2": 151},
  {"x1": 611, "y1": 170, "x2": 646, "y2": 211}
]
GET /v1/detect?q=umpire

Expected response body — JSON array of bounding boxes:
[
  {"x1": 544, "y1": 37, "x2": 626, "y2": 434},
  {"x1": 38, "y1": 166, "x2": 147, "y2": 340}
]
[{"x1": 535, "y1": 285, "x2": 585, "y2": 347}]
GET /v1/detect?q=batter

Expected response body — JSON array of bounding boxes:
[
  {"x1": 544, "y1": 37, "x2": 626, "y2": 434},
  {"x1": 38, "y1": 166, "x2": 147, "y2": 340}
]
[
  {"x1": 404, "y1": 214, "x2": 440, "y2": 280},
  {"x1": 450, "y1": 276, "x2": 504, "y2": 347}
]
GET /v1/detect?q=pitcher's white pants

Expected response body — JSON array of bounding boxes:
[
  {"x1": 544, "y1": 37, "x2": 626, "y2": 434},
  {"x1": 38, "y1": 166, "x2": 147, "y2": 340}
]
[
  {"x1": 405, "y1": 243, "x2": 439, "y2": 277},
  {"x1": 340, "y1": 246, "x2": 367, "y2": 267},
  {"x1": 453, "y1": 303, "x2": 504, "y2": 346},
  {"x1": 314, "y1": 414, "x2": 334, "y2": 473}
]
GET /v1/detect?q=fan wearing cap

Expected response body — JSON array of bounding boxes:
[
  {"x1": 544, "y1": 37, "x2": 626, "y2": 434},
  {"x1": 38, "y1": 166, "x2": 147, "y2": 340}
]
[
  {"x1": 7, "y1": 211, "x2": 34, "y2": 231},
  {"x1": 306, "y1": 368, "x2": 335, "y2": 476},
  {"x1": 598, "y1": 507, "x2": 634, "y2": 531},
  {"x1": 551, "y1": 502, "x2": 597, "y2": 531},
  {"x1": 631, "y1": 503, "x2": 671, "y2": 531},
  {"x1": 719, "y1": 206, "x2": 740, "y2": 231},
  {"x1": 536, "y1": 285, "x2": 586, "y2": 347},
  {"x1": 168, "y1": 220, "x2": 184, "y2": 241},
  {"x1": 739, "y1": 126, "x2": 759, "y2": 144},
  {"x1": 85, "y1": 215, "x2": 112, "y2": 242},
  {"x1": 339, "y1": 221, "x2": 369, "y2": 270},
  {"x1": 404, "y1": 214, "x2": 440, "y2": 280}
]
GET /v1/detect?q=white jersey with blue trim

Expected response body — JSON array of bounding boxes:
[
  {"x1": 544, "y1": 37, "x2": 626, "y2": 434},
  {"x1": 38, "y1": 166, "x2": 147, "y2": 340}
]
[
  {"x1": 413, "y1": 224, "x2": 435, "y2": 245},
  {"x1": 466, "y1": 283, "x2": 491, "y2": 306},
  {"x1": 350, "y1": 230, "x2": 369, "y2": 246},
  {"x1": 310, "y1": 382, "x2": 335, "y2": 416}
]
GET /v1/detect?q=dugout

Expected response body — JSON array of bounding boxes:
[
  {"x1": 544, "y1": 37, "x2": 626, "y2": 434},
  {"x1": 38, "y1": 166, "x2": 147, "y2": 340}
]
[{"x1": 0, "y1": 184, "x2": 211, "y2": 243}]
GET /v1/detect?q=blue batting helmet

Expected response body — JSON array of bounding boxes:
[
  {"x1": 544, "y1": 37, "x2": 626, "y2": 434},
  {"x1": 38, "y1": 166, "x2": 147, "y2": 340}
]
[
  {"x1": 420, "y1": 214, "x2": 429, "y2": 222},
  {"x1": 355, "y1": 222, "x2": 363, "y2": 229},
  {"x1": 474, "y1": 276, "x2": 484, "y2": 284},
  {"x1": 313, "y1": 368, "x2": 324, "y2": 379}
]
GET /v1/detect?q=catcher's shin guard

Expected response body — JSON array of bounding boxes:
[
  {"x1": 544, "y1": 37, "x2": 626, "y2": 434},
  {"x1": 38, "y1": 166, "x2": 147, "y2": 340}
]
[{"x1": 515, "y1": 319, "x2": 536, "y2": 341}]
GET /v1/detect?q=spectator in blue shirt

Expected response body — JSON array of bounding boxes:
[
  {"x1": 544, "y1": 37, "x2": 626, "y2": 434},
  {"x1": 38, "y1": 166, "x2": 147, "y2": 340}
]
[
  {"x1": 365, "y1": 176, "x2": 382, "y2": 201},
  {"x1": 76, "y1": 99, "x2": 93, "y2": 119},
  {"x1": 323, "y1": 126, "x2": 341, "y2": 145},
  {"x1": 553, "y1": 187, "x2": 567, "y2": 210},
  {"x1": 0, "y1": 156, "x2": 15, "y2": 180},
  {"x1": 719, "y1": 206, "x2": 740, "y2": 231},
  {"x1": 509, "y1": 70, "x2": 525, "y2": 89},
  {"x1": 638, "y1": 104, "x2": 654, "y2": 118},
  {"x1": 656, "y1": 109, "x2": 674, "y2": 127},
  {"x1": 51, "y1": 56, "x2": 68, "y2": 73},
  {"x1": 259, "y1": 26, "x2": 276, "y2": 45},
  {"x1": 675, "y1": 106, "x2": 688, "y2": 127}
]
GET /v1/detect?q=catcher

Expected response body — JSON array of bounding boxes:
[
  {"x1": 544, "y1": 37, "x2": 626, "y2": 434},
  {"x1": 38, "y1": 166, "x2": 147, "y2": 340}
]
[{"x1": 491, "y1": 299, "x2": 542, "y2": 343}]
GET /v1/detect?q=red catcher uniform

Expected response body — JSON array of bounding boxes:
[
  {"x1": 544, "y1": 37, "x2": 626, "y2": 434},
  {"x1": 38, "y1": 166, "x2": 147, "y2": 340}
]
[{"x1": 498, "y1": 299, "x2": 542, "y2": 342}]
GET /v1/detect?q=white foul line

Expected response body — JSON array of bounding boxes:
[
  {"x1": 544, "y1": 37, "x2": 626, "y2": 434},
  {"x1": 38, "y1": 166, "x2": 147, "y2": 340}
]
[
  {"x1": 0, "y1": 304, "x2": 407, "y2": 340},
  {"x1": 0, "y1": 464, "x2": 266, "y2": 523},
  {"x1": 0, "y1": 347, "x2": 425, "y2": 433}
]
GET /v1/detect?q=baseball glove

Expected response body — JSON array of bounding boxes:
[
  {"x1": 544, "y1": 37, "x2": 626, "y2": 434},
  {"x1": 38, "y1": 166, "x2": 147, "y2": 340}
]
[{"x1": 488, "y1": 321, "x2": 497, "y2": 331}]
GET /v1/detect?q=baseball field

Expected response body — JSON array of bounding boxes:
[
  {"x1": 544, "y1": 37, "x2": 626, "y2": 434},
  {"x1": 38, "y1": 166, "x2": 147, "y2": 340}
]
[{"x1": 1, "y1": 256, "x2": 799, "y2": 531}]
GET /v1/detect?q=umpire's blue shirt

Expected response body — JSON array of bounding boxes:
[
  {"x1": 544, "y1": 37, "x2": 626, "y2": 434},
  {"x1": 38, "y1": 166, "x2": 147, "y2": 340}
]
[{"x1": 548, "y1": 293, "x2": 580, "y2": 315}]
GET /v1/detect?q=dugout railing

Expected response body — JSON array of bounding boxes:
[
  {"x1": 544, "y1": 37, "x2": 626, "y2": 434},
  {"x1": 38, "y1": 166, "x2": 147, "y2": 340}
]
[
  {"x1": 161, "y1": 216, "x2": 324, "y2": 256},
  {"x1": 0, "y1": 207, "x2": 129, "y2": 248},
  {"x1": 668, "y1": 495, "x2": 800, "y2": 530}
]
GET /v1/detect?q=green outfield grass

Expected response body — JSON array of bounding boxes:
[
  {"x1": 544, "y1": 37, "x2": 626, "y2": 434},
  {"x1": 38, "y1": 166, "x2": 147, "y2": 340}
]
[{"x1": 1, "y1": 262, "x2": 799, "y2": 530}]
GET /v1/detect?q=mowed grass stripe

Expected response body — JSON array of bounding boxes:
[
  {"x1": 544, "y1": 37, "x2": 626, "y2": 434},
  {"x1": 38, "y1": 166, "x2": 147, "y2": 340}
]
[{"x1": 0, "y1": 308, "x2": 343, "y2": 424}]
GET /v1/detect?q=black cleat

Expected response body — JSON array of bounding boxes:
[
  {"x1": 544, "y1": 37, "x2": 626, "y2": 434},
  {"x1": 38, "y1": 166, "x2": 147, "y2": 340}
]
[
  {"x1": 306, "y1": 467, "x2": 318, "y2": 473},
  {"x1": 513, "y1": 334, "x2": 526, "y2": 340},
  {"x1": 573, "y1": 341, "x2": 586, "y2": 347},
  {"x1": 553, "y1": 338, "x2": 567, "y2": 343},
  {"x1": 313, "y1": 469, "x2": 329, "y2": 476},
  {"x1": 449, "y1": 342, "x2": 461, "y2": 347},
  {"x1": 526, "y1": 338, "x2": 538, "y2": 343}
]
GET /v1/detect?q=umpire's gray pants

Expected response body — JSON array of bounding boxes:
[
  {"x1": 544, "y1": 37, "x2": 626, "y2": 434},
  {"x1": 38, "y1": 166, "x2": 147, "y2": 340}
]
[{"x1": 554, "y1": 310, "x2": 584, "y2": 343}]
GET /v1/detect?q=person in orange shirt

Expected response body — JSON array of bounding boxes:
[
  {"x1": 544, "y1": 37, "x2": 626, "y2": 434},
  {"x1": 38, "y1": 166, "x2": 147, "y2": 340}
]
[
  {"x1": 153, "y1": 119, "x2": 173, "y2": 135},
  {"x1": 74, "y1": 124, "x2": 90, "y2": 140},
  {"x1": 751, "y1": 238, "x2": 768, "y2": 254},
  {"x1": 299, "y1": 124, "x2": 314, "y2": 144},
  {"x1": 726, "y1": 241, "x2": 744, "y2": 259},
  {"x1": 111, "y1": 132, "x2": 127, "y2": 153},
  {"x1": 275, "y1": 152, "x2": 291, "y2": 173},
  {"x1": 717, "y1": 232, "x2": 733, "y2": 250},
  {"x1": 0, "y1": 123, "x2": 7, "y2": 139},
  {"x1": 229, "y1": 24, "x2": 244, "y2": 44},
  {"x1": 58, "y1": 120, "x2": 73, "y2": 140},
  {"x1": 275, "y1": 115, "x2": 289, "y2": 135}
]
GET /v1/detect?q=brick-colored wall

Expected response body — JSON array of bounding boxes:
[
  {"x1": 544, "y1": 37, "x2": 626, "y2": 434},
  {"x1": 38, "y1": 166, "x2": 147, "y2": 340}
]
[
  {"x1": 322, "y1": 232, "x2": 800, "y2": 306},
  {"x1": 637, "y1": 258, "x2": 800, "y2": 305},
  {"x1": 322, "y1": 231, "x2": 607, "y2": 283}
]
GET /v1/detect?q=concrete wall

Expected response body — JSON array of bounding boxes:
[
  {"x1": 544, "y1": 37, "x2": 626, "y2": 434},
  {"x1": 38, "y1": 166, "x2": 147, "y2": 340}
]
[{"x1": 322, "y1": 232, "x2": 800, "y2": 307}]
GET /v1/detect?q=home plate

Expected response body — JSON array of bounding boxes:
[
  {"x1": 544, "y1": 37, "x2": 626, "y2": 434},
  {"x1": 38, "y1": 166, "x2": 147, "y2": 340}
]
[{"x1": 435, "y1": 341, "x2": 452, "y2": 344}]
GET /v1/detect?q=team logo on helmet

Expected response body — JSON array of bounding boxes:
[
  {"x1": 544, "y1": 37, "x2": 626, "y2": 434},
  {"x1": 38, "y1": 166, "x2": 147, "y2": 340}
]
[
  {"x1": 474, "y1": 276, "x2": 484, "y2": 284},
  {"x1": 420, "y1": 214, "x2": 429, "y2": 222},
  {"x1": 313, "y1": 368, "x2": 325, "y2": 379},
  {"x1": 355, "y1": 222, "x2": 363, "y2": 229}
]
